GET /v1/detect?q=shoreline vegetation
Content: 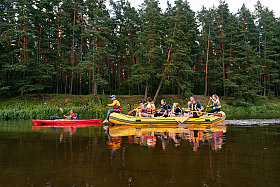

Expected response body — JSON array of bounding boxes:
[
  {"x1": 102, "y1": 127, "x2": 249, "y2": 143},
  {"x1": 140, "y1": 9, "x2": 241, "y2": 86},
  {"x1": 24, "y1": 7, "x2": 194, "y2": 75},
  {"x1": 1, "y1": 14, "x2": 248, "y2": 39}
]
[{"x1": 0, "y1": 94, "x2": 280, "y2": 120}]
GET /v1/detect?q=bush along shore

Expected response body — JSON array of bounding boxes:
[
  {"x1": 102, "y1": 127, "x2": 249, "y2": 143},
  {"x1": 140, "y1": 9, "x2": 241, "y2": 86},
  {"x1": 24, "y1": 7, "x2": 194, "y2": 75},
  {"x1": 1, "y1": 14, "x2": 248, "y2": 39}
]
[{"x1": 0, "y1": 94, "x2": 280, "y2": 120}]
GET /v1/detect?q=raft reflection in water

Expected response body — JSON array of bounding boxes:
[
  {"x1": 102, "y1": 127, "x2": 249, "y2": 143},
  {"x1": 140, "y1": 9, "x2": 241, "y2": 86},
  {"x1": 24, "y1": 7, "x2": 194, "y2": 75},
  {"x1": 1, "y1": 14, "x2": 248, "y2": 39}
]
[{"x1": 106, "y1": 124, "x2": 226, "y2": 152}]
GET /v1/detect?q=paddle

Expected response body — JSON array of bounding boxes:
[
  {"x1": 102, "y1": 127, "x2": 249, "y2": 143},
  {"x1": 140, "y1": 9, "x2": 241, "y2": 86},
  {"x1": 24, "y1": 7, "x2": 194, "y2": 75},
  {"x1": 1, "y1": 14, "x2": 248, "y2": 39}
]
[
  {"x1": 60, "y1": 108, "x2": 69, "y2": 119},
  {"x1": 60, "y1": 108, "x2": 65, "y2": 117},
  {"x1": 127, "y1": 103, "x2": 148, "y2": 115},
  {"x1": 127, "y1": 109, "x2": 135, "y2": 115},
  {"x1": 105, "y1": 105, "x2": 110, "y2": 110},
  {"x1": 204, "y1": 98, "x2": 212, "y2": 114}
]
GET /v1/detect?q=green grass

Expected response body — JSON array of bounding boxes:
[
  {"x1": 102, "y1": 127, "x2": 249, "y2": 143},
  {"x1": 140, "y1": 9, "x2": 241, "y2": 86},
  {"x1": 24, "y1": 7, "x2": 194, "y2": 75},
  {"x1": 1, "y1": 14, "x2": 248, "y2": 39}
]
[{"x1": 0, "y1": 94, "x2": 280, "y2": 120}]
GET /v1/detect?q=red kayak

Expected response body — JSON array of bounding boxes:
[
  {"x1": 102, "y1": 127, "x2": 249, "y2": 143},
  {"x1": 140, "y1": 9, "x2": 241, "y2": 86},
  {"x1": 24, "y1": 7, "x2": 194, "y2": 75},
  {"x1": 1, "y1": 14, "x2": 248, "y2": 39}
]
[
  {"x1": 32, "y1": 123, "x2": 101, "y2": 129},
  {"x1": 32, "y1": 119, "x2": 101, "y2": 126}
]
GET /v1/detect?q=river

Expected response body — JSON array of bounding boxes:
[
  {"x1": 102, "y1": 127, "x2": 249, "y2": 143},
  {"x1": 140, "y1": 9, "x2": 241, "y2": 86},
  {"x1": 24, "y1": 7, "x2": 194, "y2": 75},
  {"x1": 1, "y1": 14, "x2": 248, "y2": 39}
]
[{"x1": 0, "y1": 119, "x2": 279, "y2": 186}]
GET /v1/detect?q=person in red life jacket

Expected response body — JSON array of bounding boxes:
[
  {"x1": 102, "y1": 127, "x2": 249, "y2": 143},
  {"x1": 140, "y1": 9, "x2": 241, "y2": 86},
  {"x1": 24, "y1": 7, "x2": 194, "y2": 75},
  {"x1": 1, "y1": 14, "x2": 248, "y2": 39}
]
[
  {"x1": 103, "y1": 95, "x2": 121, "y2": 123},
  {"x1": 63, "y1": 110, "x2": 77, "y2": 119}
]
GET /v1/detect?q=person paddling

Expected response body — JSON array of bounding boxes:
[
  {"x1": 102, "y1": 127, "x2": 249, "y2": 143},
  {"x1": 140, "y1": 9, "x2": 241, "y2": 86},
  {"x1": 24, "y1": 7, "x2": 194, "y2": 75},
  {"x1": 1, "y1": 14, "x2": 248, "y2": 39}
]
[
  {"x1": 103, "y1": 95, "x2": 121, "y2": 123},
  {"x1": 178, "y1": 96, "x2": 204, "y2": 124},
  {"x1": 169, "y1": 103, "x2": 183, "y2": 117},
  {"x1": 51, "y1": 108, "x2": 77, "y2": 120},
  {"x1": 207, "y1": 94, "x2": 222, "y2": 113},
  {"x1": 154, "y1": 99, "x2": 172, "y2": 117},
  {"x1": 141, "y1": 97, "x2": 156, "y2": 117},
  {"x1": 182, "y1": 101, "x2": 192, "y2": 116},
  {"x1": 63, "y1": 110, "x2": 77, "y2": 119},
  {"x1": 135, "y1": 100, "x2": 147, "y2": 117}
]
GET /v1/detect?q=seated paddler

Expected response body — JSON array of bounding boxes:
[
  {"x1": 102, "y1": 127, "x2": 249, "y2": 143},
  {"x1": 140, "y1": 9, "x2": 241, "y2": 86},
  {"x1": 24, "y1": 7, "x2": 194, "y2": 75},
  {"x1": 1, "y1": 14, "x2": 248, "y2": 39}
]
[
  {"x1": 103, "y1": 95, "x2": 122, "y2": 123},
  {"x1": 154, "y1": 99, "x2": 172, "y2": 117},
  {"x1": 63, "y1": 110, "x2": 77, "y2": 119},
  {"x1": 169, "y1": 103, "x2": 183, "y2": 117},
  {"x1": 51, "y1": 109, "x2": 77, "y2": 120},
  {"x1": 135, "y1": 100, "x2": 147, "y2": 117},
  {"x1": 207, "y1": 94, "x2": 222, "y2": 113},
  {"x1": 178, "y1": 96, "x2": 204, "y2": 124},
  {"x1": 141, "y1": 97, "x2": 156, "y2": 117}
]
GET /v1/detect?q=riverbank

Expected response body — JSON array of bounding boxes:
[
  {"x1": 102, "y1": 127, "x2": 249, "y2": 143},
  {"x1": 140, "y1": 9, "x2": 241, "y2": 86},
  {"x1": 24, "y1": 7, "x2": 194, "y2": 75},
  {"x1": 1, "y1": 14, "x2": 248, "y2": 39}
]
[{"x1": 0, "y1": 94, "x2": 280, "y2": 120}]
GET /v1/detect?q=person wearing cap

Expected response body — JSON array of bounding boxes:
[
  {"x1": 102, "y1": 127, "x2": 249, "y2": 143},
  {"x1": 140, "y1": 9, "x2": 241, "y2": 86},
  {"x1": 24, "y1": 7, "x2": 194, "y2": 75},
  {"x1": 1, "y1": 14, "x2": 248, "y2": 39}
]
[
  {"x1": 103, "y1": 95, "x2": 122, "y2": 123},
  {"x1": 63, "y1": 110, "x2": 77, "y2": 119}
]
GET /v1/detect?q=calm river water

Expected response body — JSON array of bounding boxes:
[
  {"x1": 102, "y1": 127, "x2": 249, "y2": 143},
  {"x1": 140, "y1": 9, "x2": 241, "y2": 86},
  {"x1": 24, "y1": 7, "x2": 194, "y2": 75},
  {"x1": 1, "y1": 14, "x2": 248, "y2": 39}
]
[{"x1": 0, "y1": 119, "x2": 279, "y2": 186}]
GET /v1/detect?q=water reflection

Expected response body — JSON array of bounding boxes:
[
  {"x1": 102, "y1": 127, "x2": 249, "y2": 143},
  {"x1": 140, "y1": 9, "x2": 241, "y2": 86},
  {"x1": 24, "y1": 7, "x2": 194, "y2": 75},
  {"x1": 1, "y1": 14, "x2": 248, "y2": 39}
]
[
  {"x1": 1, "y1": 120, "x2": 279, "y2": 186},
  {"x1": 32, "y1": 123, "x2": 100, "y2": 141},
  {"x1": 106, "y1": 125, "x2": 226, "y2": 152}
]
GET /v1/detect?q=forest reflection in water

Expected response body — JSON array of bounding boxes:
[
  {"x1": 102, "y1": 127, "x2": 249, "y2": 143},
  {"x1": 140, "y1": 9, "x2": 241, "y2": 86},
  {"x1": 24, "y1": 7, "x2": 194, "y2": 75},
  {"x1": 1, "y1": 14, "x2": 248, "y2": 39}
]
[{"x1": 105, "y1": 124, "x2": 226, "y2": 152}]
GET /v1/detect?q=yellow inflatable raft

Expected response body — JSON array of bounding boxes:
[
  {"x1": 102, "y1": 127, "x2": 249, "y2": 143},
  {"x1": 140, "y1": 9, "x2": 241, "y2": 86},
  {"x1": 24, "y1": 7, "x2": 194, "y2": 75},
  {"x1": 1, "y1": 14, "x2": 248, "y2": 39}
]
[{"x1": 108, "y1": 111, "x2": 226, "y2": 125}]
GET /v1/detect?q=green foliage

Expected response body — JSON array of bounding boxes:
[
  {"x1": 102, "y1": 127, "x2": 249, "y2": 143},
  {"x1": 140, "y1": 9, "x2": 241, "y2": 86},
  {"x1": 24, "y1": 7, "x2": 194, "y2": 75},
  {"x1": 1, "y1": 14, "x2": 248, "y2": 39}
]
[{"x1": 0, "y1": 0, "x2": 280, "y2": 102}]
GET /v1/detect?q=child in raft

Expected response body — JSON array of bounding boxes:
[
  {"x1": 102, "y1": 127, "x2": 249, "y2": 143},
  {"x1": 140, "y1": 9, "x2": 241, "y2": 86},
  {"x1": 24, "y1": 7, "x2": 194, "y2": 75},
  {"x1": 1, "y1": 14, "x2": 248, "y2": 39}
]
[
  {"x1": 135, "y1": 100, "x2": 147, "y2": 117},
  {"x1": 169, "y1": 103, "x2": 183, "y2": 117},
  {"x1": 207, "y1": 94, "x2": 222, "y2": 113}
]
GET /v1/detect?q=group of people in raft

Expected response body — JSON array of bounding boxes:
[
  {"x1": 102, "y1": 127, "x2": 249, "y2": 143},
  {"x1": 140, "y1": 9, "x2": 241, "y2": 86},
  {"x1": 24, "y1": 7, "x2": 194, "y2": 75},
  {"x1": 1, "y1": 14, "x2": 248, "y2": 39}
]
[{"x1": 102, "y1": 94, "x2": 222, "y2": 124}]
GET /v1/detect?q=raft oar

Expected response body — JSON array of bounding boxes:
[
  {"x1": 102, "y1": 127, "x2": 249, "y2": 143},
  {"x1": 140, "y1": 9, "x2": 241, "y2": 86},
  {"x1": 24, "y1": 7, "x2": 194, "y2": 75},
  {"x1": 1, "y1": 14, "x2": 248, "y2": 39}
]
[
  {"x1": 127, "y1": 108, "x2": 142, "y2": 115},
  {"x1": 127, "y1": 103, "x2": 147, "y2": 115},
  {"x1": 127, "y1": 109, "x2": 135, "y2": 115},
  {"x1": 59, "y1": 108, "x2": 66, "y2": 118},
  {"x1": 204, "y1": 98, "x2": 212, "y2": 114}
]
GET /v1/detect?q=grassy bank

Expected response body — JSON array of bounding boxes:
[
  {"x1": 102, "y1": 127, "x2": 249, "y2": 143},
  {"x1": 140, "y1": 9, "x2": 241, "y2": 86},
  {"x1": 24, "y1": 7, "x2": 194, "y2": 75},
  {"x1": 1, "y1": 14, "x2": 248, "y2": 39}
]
[{"x1": 0, "y1": 94, "x2": 280, "y2": 120}]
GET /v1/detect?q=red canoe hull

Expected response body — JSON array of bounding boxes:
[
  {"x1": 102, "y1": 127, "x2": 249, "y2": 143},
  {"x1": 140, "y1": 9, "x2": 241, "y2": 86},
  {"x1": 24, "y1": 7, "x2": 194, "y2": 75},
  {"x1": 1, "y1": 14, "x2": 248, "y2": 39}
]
[{"x1": 32, "y1": 119, "x2": 101, "y2": 126}]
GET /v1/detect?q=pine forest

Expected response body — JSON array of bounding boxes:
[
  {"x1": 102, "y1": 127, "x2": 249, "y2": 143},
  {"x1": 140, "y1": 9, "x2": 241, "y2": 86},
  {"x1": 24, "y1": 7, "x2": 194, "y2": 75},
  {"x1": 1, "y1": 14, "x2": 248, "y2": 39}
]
[{"x1": 1, "y1": 0, "x2": 280, "y2": 104}]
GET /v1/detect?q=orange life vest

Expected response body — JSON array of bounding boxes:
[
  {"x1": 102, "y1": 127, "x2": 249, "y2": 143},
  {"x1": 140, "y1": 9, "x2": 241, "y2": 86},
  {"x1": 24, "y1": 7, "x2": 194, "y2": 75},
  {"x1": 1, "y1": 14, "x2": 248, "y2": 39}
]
[{"x1": 146, "y1": 103, "x2": 156, "y2": 114}]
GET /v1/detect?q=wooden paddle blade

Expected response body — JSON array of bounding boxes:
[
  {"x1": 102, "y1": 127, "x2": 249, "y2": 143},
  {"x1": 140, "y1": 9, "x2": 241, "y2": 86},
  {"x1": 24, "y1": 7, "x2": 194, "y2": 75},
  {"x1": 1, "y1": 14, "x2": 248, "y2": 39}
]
[{"x1": 60, "y1": 108, "x2": 64, "y2": 113}]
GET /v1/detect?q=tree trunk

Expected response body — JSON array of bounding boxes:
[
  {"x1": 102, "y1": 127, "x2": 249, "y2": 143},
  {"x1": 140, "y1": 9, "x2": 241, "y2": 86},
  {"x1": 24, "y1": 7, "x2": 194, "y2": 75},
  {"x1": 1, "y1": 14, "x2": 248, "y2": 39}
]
[
  {"x1": 264, "y1": 32, "x2": 267, "y2": 97},
  {"x1": 65, "y1": 75, "x2": 67, "y2": 94},
  {"x1": 221, "y1": 13, "x2": 226, "y2": 97},
  {"x1": 6, "y1": 3, "x2": 10, "y2": 51},
  {"x1": 222, "y1": 42, "x2": 226, "y2": 97},
  {"x1": 57, "y1": 4, "x2": 60, "y2": 94},
  {"x1": 144, "y1": 80, "x2": 148, "y2": 102},
  {"x1": 70, "y1": 1, "x2": 76, "y2": 95},
  {"x1": 56, "y1": 73, "x2": 59, "y2": 94},
  {"x1": 153, "y1": 80, "x2": 162, "y2": 103},
  {"x1": 79, "y1": 14, "x2": 83, "y2": 95},
  {"x1": 153, "y1": 13, "x2": 178, "y2": 102},
  {"x1": 88, "y1": 71, "x2": 91, "y2": 94},
  {"x1": 204, "y1": 22, "x2": 210, "y2": 97}
]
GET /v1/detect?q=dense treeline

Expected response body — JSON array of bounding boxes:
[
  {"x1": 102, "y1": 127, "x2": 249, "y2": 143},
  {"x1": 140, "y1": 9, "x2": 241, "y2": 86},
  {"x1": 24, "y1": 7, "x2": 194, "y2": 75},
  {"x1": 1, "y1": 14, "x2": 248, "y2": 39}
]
[{"x1": 1, "y1": 0, "x2": 280, "y2": 104}]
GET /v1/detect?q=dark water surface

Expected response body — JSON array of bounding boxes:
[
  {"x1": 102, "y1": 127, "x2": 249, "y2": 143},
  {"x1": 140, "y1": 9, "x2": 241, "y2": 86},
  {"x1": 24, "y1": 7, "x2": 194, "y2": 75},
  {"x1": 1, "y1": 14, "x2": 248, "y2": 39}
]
[{"x1": 0, "y1": 119, "x2": 279, "y2": 186}]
